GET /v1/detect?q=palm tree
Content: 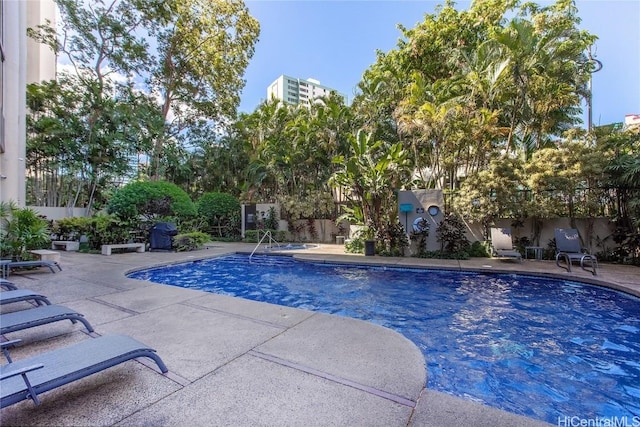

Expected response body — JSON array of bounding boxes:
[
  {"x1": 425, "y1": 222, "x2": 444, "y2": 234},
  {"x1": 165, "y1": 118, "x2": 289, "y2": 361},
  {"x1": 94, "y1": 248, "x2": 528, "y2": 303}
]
[
  {"x1": 330, "y1": 129, "x2": 410, "y2": 234},
  {"x1": 495, "y1": 9, "x2": 594, "y2": 157}
]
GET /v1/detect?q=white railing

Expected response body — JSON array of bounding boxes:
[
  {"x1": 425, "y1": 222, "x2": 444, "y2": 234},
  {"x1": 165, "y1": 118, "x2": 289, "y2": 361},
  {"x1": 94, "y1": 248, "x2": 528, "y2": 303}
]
[{"x1": 249, "y1": 230, "x2": 280, "y2": 262}]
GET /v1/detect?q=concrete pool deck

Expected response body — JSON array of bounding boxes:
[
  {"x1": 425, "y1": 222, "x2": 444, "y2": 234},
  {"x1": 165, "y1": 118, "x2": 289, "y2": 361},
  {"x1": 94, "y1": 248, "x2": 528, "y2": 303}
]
[{"x1": 0, "y1": 243, "x2": 638, "y2": 426}]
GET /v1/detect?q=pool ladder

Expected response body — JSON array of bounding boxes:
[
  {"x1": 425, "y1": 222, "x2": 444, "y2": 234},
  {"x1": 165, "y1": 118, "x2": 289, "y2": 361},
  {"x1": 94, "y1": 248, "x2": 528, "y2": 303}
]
[{"x1": 249, "y1": 230, "x2": 281, "y2": 262}]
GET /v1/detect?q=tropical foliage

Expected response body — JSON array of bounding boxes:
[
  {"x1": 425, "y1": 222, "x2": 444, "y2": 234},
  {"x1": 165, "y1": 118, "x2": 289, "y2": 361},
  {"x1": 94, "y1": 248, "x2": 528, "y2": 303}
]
[
  {"x1": 27, "y1": 0, "x2": 259, "y2": 209},
  {"x1": 23, "y1": 0, "x2": 640, "y2": 261},
  {"x1": 0, "y1": 202, "x2": 51, "y2": 260},
  {"x1": 197, "y1": 192, "x2": 241, "y2": 237}
]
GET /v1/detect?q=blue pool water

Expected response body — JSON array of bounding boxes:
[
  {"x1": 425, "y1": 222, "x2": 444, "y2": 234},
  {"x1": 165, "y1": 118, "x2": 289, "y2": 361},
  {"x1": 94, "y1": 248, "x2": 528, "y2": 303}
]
[{"x1": 128, "y1": 254, "x2": 640, "y2": 423}]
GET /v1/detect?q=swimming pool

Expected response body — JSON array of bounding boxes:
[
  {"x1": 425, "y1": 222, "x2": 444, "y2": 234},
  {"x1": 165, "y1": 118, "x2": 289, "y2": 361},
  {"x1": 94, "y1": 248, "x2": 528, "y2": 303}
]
[{"x1": 128, "y1": 254, "x2": 640, "y2": 423}]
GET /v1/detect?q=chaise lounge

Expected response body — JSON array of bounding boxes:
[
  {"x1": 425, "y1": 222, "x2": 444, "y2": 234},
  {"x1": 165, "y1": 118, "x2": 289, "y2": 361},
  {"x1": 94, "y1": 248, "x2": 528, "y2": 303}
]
[
  {"x1": 0, "y1": 334, "x2": 168, "y2": 408},
  {"x1": 554, "y1": 228, "x2": 598, "y2": 275},
  {"x1": 0, "y1": 305, "x2": 94, "y2": 335},
  {"x1": 490, "y1": 227, "x2": 522, "y2": 262},
  {"x1": 0, "y1": 260, "x2": 62, "y2": 279},
  {"x1": 0, "y1": 279, "x2": 18, "y2": 291},
  {"x1": 0, "y1": 290, "x2": 51, "y2": 307}
]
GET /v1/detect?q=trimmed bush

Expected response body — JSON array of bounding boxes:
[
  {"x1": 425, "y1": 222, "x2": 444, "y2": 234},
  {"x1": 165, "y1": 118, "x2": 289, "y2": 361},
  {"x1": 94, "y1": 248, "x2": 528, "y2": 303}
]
[
  {"x1": 52, "y1": 214, "x2": 134, "y2": 251},
  {"x1": 51, "y1": 217, "x2": 93, "y2": 241},
  {"x1": 107, "y1": 181, "x2": 196, "y2": 225},
  {"x1": 173, "y1": 232, "x2": 210, "y2": 252},
  {"x1": 196, "y1": 192, "x2": 240, "y2": 237}
]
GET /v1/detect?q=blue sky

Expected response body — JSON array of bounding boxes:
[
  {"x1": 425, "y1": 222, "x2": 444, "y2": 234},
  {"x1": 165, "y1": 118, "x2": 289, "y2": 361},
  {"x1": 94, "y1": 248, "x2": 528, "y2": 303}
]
[{"x1": 239, "y1": 0, "x2": 640, "y2": 128}]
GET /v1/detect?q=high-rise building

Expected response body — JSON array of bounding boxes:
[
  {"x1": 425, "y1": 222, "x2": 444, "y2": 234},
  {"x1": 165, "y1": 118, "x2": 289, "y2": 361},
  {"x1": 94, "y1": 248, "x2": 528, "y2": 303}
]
[
  {"x1": 26, "y1": 0, "x2": 57, "y2": 84},
  {"x1": 267, "y1": 75, "x2": 346, "y2": 105}
]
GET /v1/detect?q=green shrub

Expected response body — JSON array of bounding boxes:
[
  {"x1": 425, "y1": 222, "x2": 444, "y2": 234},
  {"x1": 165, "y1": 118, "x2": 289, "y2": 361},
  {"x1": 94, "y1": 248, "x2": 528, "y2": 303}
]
[
  {"x1": 344, "y1": 226, "x2": 373, "y2": 254},
  {"x1": 52, "y1": 214, "x2": 136, "y2": 250},
  {"x1": 377, "y1": 221, "x2": 409, "y2": 257},
  {"x1": 107, "y1": 181, "x2": 196, "y2": 226},
  {"x1": 51, "y1": 217, "x2": 93, "y2": 240},
  {"x1": 226, "y1": 210, "x2": 242, "y2": 240},
  {"x1": 87, "y1": 213, "x2": 133, "y2": 248},
  {"x1": 344, "y1": 238, "x2": 364, "y2": 254},
  {"x1": 264, "y1": 206, "x2": 279, "y2": 230},
  {"x1": 173, "y1": 232, "x2": 210, "y2": 252},
  {"x1": 196, "y1": 192, "x2": 240, "y2": 237},
  {"x1": 436, "y1": 214, "x2": 470, "y2": 254},
  {"x1": 0, "y1": 203, "x2": 50, "y2": 260},
  {"x1": 468, "y1": 240, "x2": 490, "y2": 257}
]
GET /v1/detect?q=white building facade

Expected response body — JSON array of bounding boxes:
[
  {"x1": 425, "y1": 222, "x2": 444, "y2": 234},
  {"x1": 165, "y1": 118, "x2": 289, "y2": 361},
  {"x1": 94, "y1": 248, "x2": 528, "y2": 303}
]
[
  {"x1": 1, "y1": 0, "x2": 56, "y2": 207},
  {"x1": 267, "y1": 74, "x2": 346, "y2": 105},
  {"x1": 26, "y1": 0, "x2": 57, "y2": 85},
  {"x1": 1, "y1": 0, "x2": 27, "y2": 206}
]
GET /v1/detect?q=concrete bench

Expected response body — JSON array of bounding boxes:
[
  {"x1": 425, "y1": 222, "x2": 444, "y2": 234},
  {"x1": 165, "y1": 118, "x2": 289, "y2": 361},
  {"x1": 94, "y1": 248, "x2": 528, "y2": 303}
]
[
  {"x1": 101, "y1": 243, "x2": 146, "y2": 256},
  {"x1": 51, "y1": 241, "x2": 80, "y2": 251},
  {"x1": 29, "y1": 249, "x2": 61, "y2": 263}
]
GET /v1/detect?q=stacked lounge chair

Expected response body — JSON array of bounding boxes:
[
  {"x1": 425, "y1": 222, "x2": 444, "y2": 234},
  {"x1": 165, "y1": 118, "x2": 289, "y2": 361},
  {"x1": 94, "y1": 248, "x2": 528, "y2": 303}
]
[
  {"x1": 1, "y1": 304, "x2": 95, "y2": 335},
  {"x1": 0, "y1": 285, "x2": 168, "y2": 408},
  {"x1": 1, "y1": 285, "x2": 91, "y2": 334}
]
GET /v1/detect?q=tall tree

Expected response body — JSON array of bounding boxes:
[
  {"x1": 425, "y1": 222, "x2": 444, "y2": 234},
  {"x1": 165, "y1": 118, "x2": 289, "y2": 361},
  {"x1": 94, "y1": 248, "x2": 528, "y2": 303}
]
[
  {"x1": 26, "y1": 75, "x2": 161, "y2": 210},
  {"x1": 146, "y1": 0, "x2": 260, "y2": 179},
  {"x1": 330, "y1": 129, "x2": 411, "y2": 234},
  {"x1": 28, "y1": 0, "x2": 260, "y2": 203},
  {"x1": 29, "y1": 0, "x2": 154, "y2": 90},
  {"x1": 599, "y1": 125, "x2": 640, "y2": 251},
  {"x1": 28, "y1": 0, "x2": 162, "y2": 210},
  {"x1": 495, "y1": 0, "x2": 595, "y2": 156},
  {"x1": 363, "y1": 0, "x2": 596, "y2": 192}
]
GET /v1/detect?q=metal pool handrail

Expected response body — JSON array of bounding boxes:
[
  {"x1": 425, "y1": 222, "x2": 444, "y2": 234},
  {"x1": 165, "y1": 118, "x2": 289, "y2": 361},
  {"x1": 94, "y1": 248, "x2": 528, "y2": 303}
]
[{"x1": 249, "y1": 230, "x2": 281, "y2": 262}]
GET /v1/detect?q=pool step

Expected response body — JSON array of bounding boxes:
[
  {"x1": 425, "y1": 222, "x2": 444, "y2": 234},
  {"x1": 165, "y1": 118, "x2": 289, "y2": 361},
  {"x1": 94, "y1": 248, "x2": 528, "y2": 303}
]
[{"x1": 236, "y1": 254, "x2": 296, "y2": 267}]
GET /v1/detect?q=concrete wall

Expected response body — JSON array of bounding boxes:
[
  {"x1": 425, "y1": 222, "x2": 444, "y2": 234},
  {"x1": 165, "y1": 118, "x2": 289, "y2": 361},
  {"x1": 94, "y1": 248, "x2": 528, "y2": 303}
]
[
  {"x1": 29, "y1": 206, "x2": 90, "y2": 221},
  {"x1": 285, "y1": 219, "x2": 345, "y2": 243},
  {"x1": 398, "y1": 189, "x2": 444, "y2": 253},
  {"x1": 29, "y1": 199, "x2": 614, "y2": 252}
]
